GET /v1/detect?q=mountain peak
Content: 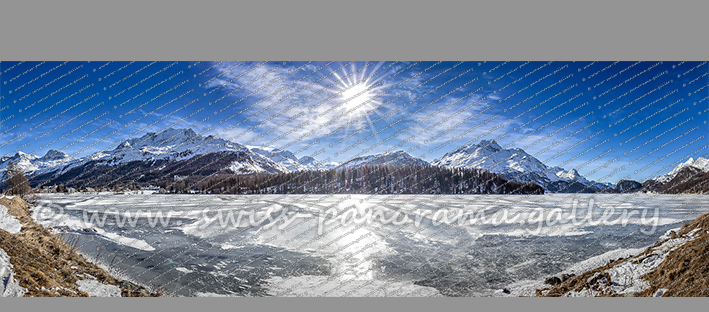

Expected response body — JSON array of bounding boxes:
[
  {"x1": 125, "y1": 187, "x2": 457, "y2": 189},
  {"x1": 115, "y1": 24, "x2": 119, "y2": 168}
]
[
  {"x1": 115, "y1": 141, "x2": 132, "y2": 150},
  {"x1": 683, "y1": 157, "x2": 695, "y2": 167},
  {"x1": 42, "y1": 149, "x2": 70, "y2": 160},
  {"x1": 156, "y1": 127, "x2": 198, "y2": 139},
  {"x1": 432, "y1": 140, "x2": 602, "y2": 192},
  {"x1": 448, "y1": 139, "x2": 501, "y2": 155},
  {"x1": 478, "y1": 139, "x2": 501, "y2": 150},
  {"x1": 373, "y1": 149, "x2": 408, "y2": 157},
  {"x1": 655, "y1": 156, "x2": 709, "y2": 183},
  {"x1": 339, "y1": 150, "x2": 428, "y2": 169},
  {"x1": 126, "y1": 127, "x2": 201, "y2": 149},
  {"x1": 14, "y1": 151, "x2": 40, "y2": 160},
  {"x1": 690, "y1": 157, "x2": 709, "y2": 171}
]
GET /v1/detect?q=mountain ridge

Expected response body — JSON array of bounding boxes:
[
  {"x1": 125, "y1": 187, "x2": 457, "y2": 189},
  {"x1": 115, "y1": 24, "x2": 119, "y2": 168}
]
[
  {"x1": 1, "y1": 128, "x2": 705, "y2": 194},
  {"x1": 336, "y1": 150, "x2": 428, "y2": 170}
]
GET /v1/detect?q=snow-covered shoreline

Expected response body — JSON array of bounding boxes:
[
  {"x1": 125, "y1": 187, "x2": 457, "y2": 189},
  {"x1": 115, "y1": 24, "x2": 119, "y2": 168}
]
[
  {"x1": 502, "y1": 245, "x2": 649, "y2": 297},
  {"x1": 532, "y1": 214, "x2": 709, "y2": 297}
]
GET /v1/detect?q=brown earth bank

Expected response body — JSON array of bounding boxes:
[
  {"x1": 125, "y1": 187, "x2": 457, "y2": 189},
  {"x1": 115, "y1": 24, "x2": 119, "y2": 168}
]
[
  {"x1": 537, "y1": 211, "x2": 709, "y2": 297},
  {"x1": 0, "y1": 196, "x2": 161, "y2": 297}
]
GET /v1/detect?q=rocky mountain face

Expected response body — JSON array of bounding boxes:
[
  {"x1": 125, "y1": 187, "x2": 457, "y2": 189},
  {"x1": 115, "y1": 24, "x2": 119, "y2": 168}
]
[{"x1": 614, "y1": 180, "x2": 643, "y2": 193}]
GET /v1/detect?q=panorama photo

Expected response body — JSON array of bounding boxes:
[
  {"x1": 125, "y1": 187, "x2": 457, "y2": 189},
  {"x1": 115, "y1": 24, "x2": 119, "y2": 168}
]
[{"x1": 1, "y1": 61, "x2": 708, "y2": 297}]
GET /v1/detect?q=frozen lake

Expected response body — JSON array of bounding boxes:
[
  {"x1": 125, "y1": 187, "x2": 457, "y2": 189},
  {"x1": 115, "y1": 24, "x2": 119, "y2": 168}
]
[{"x1": 32, "y1": 193, "x2": 709, "y2": 296}]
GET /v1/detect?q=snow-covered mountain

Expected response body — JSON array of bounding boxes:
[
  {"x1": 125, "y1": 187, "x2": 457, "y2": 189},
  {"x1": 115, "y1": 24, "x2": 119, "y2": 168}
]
[
  {"x1": 654, "y1": 157, "x2": 709, "y2": 183},
  {"x1": 2, "y1": 128, "x2": 334, "y2": 185},
  {"x1": 432, "y1": 140, "x2": 611, "y2": 192},
  {"x1": 337, "y1": 150, "x2": 428, "y2": 169},
  {"x1": 102, "y1": 129, "x2": 333, "y2": 174},
  {"x1": 0, "y1": 150, "x2": 73, "y2": 179},
  {"x1": 299, "y1": 156, "x2": 339, "y2": 170},
  {"x1": 294, "y1": 155, "x2": 339, "y2": 170},
  {"x1": 12, "y1": 129, "x2": 688, "y2": 195},
  {"x1": 63, "y1": 128, "x2": 290, "y2": 175},
  {"x1": 321, "y1": 161, "x2": 341, "y2": 170},
  {"x1": 248, "y1": 146, "x2": 332, "y2": 172}
]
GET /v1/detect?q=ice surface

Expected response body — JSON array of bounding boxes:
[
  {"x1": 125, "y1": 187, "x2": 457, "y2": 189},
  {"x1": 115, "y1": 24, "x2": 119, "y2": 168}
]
[
  {"x1": 32, "y1": 202, "x2": 155, "y2": 251},
  {"x1": 265, "y1": 275, "x2": 442, "y2": 297},
  {"x1": 31, "y1": 193, "x2": 709, "y2": 297}
]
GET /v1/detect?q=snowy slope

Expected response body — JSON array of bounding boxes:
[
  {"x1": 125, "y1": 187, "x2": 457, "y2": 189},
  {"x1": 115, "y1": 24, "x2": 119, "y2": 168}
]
[
  {"x1": 337, "y1": 150, "x2": 428, "y2": 169},
  {"x1": 654, "y1": 157, "x2": 709, "y2": 183},
  {"x1": 432, "y1": 140, "x2": 609, "y2": 191},
  {"x1": 248, "y1": 146, "x2": 331, "y2": 172},
  {"x1": 299, "y1": 156, "x2": 339, "y2": 170},
  {"x1": 320, "y1": 162, "x2": 341, "y2": 170}
]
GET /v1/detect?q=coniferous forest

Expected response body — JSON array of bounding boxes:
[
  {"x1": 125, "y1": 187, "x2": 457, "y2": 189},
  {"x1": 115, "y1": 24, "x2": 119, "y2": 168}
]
[{"x1": 171, "y1": 164, "x2": 545, "y2": 195}]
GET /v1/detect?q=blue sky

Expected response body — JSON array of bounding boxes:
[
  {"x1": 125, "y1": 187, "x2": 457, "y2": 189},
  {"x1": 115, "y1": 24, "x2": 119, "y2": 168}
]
[{"x1": 1, "y1": 61, "x2": 707, "y2": 183}]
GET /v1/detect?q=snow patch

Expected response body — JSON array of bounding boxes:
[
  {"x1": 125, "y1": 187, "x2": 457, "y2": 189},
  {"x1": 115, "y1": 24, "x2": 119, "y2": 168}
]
[
  {"x1": 0, "y1": 203, "x2": 22, "y2": 234},
  {"x1": 0, "y1": 248, "x2": 27, "y2": 297},
  {"x1": 76, "y1": 279, "x2": 122, "y2": 297},
  {"x1": 564, "y1": 247, "x2": 647, "y2": 275}
]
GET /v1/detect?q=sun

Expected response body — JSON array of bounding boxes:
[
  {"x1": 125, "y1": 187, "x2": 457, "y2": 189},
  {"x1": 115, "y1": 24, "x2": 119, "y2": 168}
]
[
  {"x1": 342, "y1": 83, "x2": 369, "y2": 99},
  {"x1": 340, "y1": 83, "x2": 374, "y2": 110},
  {"x1": 329, "y1": 62, "x2": 389, "y2": 117}
]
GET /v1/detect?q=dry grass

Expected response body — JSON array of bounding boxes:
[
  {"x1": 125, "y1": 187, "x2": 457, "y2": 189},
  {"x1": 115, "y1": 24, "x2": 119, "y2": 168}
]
[
  {"x1": 634, "y1": 213, "x2": 709, "y2": 297},
  {"x1": 537, "y1": 212, "x2": 709, "y2": 297},
  {"x1": 0, "y1": 196, "x2": 160, "y2": 297}
]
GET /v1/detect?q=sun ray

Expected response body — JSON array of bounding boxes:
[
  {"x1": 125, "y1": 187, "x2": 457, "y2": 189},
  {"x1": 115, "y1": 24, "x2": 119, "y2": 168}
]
[{"x1": 331, "y1": 70, "x2": 345, "y2": 89}]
